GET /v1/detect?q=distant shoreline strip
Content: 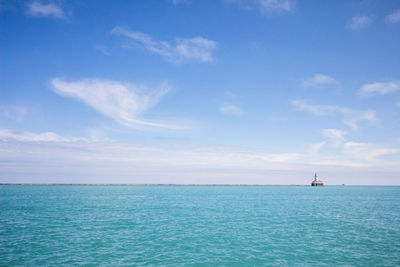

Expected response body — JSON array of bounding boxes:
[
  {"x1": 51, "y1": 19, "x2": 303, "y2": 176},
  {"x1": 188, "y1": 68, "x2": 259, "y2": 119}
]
[{"x1": 0, "y1": 183, "x2": 309, "y2": 186}]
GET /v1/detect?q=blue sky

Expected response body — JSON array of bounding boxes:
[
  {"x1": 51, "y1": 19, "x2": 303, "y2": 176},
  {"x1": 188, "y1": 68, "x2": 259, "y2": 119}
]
[{"x1": 1, "y1": 0, "x2": 400, "y2": 184}]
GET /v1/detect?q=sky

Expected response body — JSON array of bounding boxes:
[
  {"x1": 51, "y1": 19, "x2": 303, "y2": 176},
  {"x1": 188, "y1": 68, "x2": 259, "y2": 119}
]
[{"x1": 1, "y1": 0, "x2": 400, "y2": 185}]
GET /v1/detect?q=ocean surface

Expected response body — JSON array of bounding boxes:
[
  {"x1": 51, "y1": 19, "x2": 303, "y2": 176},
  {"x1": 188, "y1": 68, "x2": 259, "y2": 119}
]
[{"x1": 1, "y1": 185, "x2": 399, "y2": 266}]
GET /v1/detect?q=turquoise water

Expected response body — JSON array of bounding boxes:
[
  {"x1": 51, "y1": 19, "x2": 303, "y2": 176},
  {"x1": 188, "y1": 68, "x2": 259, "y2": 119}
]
[{"x1": 1, "y1": 185, "x2": 399, "y2": 266}]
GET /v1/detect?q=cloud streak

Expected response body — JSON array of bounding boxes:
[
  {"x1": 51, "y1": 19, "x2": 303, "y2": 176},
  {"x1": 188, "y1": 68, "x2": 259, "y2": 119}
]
[
  {"x1": 111, "y1": 27, "x2": 217, "y2": 63},
  {"x1": 302, "y1": 73, "x2": 337, "y2": 88},
  {"x1": 292, "y1": 100, "x2": 376, "y2": 129},
  {"x1": 1, "y1": 129, "x2": 399, "y2": 184},
  {"x1": 343, "y1": 142, "x2": 399, "y2": 163},
  {"x1": 0, "y1": 129, "x2": 84, "y2": 142},
  {"x1": 219, "y1": 103, "x2": 243, "y2": 116},
  {"x1": 170, "y1": 0, "x2": 189, "y2": 5},
  {"x1": 51, "y1": 78, "x2": 176, "y2": 129},
  {"x1": 359, "y1": 81, "x2": 400, "y2": 97},
  {"x1": 226, "y1": 0, "x2": 295, "y2": 13},
  {"x1": 311, "y1": 142, "x2": 400, "y2": 169},
  {"x1": 26, "y1": 1, "x2": 66, "y2": 19},
  {"x1": 0, "y1": 129, "x2": 307, "y2": 184},
  {"x1": 322, "y1": 129, "x2": 346, "y2": 146},
  {"x1": 94, "y1": 45, "x2": 110, "y2": 56},
  {"x1": 0, "y1": 105, "x2": 29, "y2": 122},
  {"x1": 0, "y1": 129, "x2": 303, "y2": 165},
  {"x1": 346, "y1": 15, "x2": 373, "y2": 30},
  {"x1": 386, "y1": 9, "x2": 400, "y2": 24}
]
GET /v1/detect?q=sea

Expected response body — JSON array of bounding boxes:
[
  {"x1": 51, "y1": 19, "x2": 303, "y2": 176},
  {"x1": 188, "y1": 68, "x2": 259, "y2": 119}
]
[{"x1": 1, "y1": 185, "x2": 399, "y2": 266}]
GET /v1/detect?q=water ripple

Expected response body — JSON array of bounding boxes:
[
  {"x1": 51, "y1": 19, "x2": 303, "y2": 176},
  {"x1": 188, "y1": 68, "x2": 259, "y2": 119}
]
[{"x1": 1, "y1": 185, "x2": 399, "y2": 266}]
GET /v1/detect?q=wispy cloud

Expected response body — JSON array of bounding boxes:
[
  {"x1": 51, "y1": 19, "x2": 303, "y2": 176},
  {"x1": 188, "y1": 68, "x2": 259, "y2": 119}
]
[
  {"x1": 0, "y1": 129, "x2": 303, "y2": 165},
  {"x1": 346, "y1": 15, "x2": 373, "y2": 30},
  {"x1": 301, "y1": 73, "x2": 337, "y2": 88},
  {"x1": 292, "y1": 100, "x2": 376, "y2": 129},
  {"x1": 310, "y1": 141, "x2": 400, "y2": 168},
  {"x1": 0, "y1": 105, "x2": 29, "y2": 122},
  {"x1": 308, "y1": 141, "x2": 326, "y2": 155},
  {"x1": 26, "y1": 1, "x2": 66, "y2": 19},
  {"x1": 226, "y1": 0, "x2": 295, "y2": 14},
  {"x1": 343, "y1": 142, "x2": 399, "y2": 163},
  {"x1": 1, "y1": 128, "x2": 399, "y2": 184},
  {"x1": 322, "y1": 128, "x2": 346, "y2": 146},
  {"x1": 94, "y1": 45, "x2": 110, "y2": 56},
  {"x1": 224, "y1": 91, "x2": 239, "y2": 99},
  {"x1": 0, "y1": 129, "x2": 82, "y2": 142},
  {"x1": 111, "y1": 27, "x2": 217, "y2": 63},
  {"x1": 169, "y1": 0, "x2": 189, "y2": 5},
  {"x1": 260, "y1": 152, "x2": 302, "y2": 162},
  {"x1": 386, "y1": 9, "x2": 400, "y2": 24},
  {"x1": 219, "y1": 103, "x2": 243, "y2": 116},
  {"x1": 50, "y1": 78, "x2": 177, "y2": 129},
  {"x1": 359, "y1": 81, "x2": 400, "y2": 97},
  {"x1": 310, "y1": 160, "x2": 373, "y2": 168},
  {"x1": 0, "y1": 128, "x2": 308, "y2": 184}
]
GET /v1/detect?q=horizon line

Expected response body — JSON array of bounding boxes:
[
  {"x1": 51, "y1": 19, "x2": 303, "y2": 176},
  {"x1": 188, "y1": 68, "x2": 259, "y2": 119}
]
[{"x1": 0, "y1": 183, "x2": 398, "y2": 186}]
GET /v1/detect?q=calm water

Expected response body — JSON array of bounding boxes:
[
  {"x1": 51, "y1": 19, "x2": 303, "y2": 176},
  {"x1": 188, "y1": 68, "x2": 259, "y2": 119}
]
[{"x1": 1, "y1": 185, "x2": 399, "y2": 266}]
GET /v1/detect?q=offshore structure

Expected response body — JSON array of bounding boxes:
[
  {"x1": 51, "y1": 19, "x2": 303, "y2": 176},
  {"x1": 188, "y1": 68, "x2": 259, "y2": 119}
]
[{"x1": 311, "y1": 173, "x2": 324, "y2": 186}]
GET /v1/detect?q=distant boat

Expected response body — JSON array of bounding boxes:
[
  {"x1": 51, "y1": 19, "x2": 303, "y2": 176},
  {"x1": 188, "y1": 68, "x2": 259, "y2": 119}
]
[{"x1": 311, "y1": 173, "x2": 324, "y2": 186}]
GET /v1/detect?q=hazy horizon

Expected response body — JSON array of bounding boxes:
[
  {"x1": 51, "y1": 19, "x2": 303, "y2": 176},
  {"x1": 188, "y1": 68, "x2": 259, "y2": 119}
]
[{"x1": 1, "y1": 0, "x2": 400, "y2": 185}]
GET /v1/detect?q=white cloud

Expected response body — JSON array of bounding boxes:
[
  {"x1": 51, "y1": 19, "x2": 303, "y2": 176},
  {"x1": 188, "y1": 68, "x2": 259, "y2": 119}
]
[
  {"x1": 292, "y1": 100, "x2": 376, "y2": 129},
  {"x1": 386, "y1": 9, "x2": 400, "y2": 24},
  {"x1": 0, "y1": 129, "x2": 302, "y2": 165},
  {"x1": 261, "y1": 152, "x2": 302, "y2": 162},
  {"x1": 0, "y1": 128, "x2": 309, "y2": 184},
  {"x1": 0, "y1": 129, "x2": 77, "y2": 142},
  {"x1": 308, "y1": 141, "x2": 326, "y2": 155},
  {"x1": 346, "y1": 15, "x2": 373, "y2": 30},
  {"x1": 291, "y1": 100, "x2": 326, "y2": 116},
  {"x1": 0, "y1": 105, "x2": 29, "y2": 122},
  {"x1": 219, "y1": 103, "x2": 243, "y2": 116},
  {"x1": 26, "y1": 1, "x2": 66, "y2": 19},
  {"x1": 50, "y1": 78, "x2": 177, "y2": 129},
  {"x1": 310, "y1": 141, "x2": 400, "y2": 168},
  {"x1": 359, "y1": 81, "x2": 400, "y2": 97},
  {"x1": 252, "y1": 0, "x2": 295, "y2": 13},
  {"x1": 310, "y1": 160, "x2": 371, "y2": 168},
  {"x1": 226, "y1": 0, "x2": 295, "y2": 13},
  {"x1": 343, "y1": 142, "x2": 399, "y2": 163},
  {"x1": 170, "y1": 0, "x2": 189, "y2": 5},
  {"x1": 1, "y1": 129, "x2": 399, "y2": 184},
  {"x1": 94, "y1": 45, "x2": 110, "y2": 56},
  {"x1": 111, "y1": 27, "x2": 217, "y2": 63},
  {"x1": 322, "y1": 129, "x2": 346, "y2": 146},
  {"x1": 301, "y1": 73, "x2": 337, "y2": 88},
  {"x1": 224, "y1": 91, "x2": 239, "y2": 99}
]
